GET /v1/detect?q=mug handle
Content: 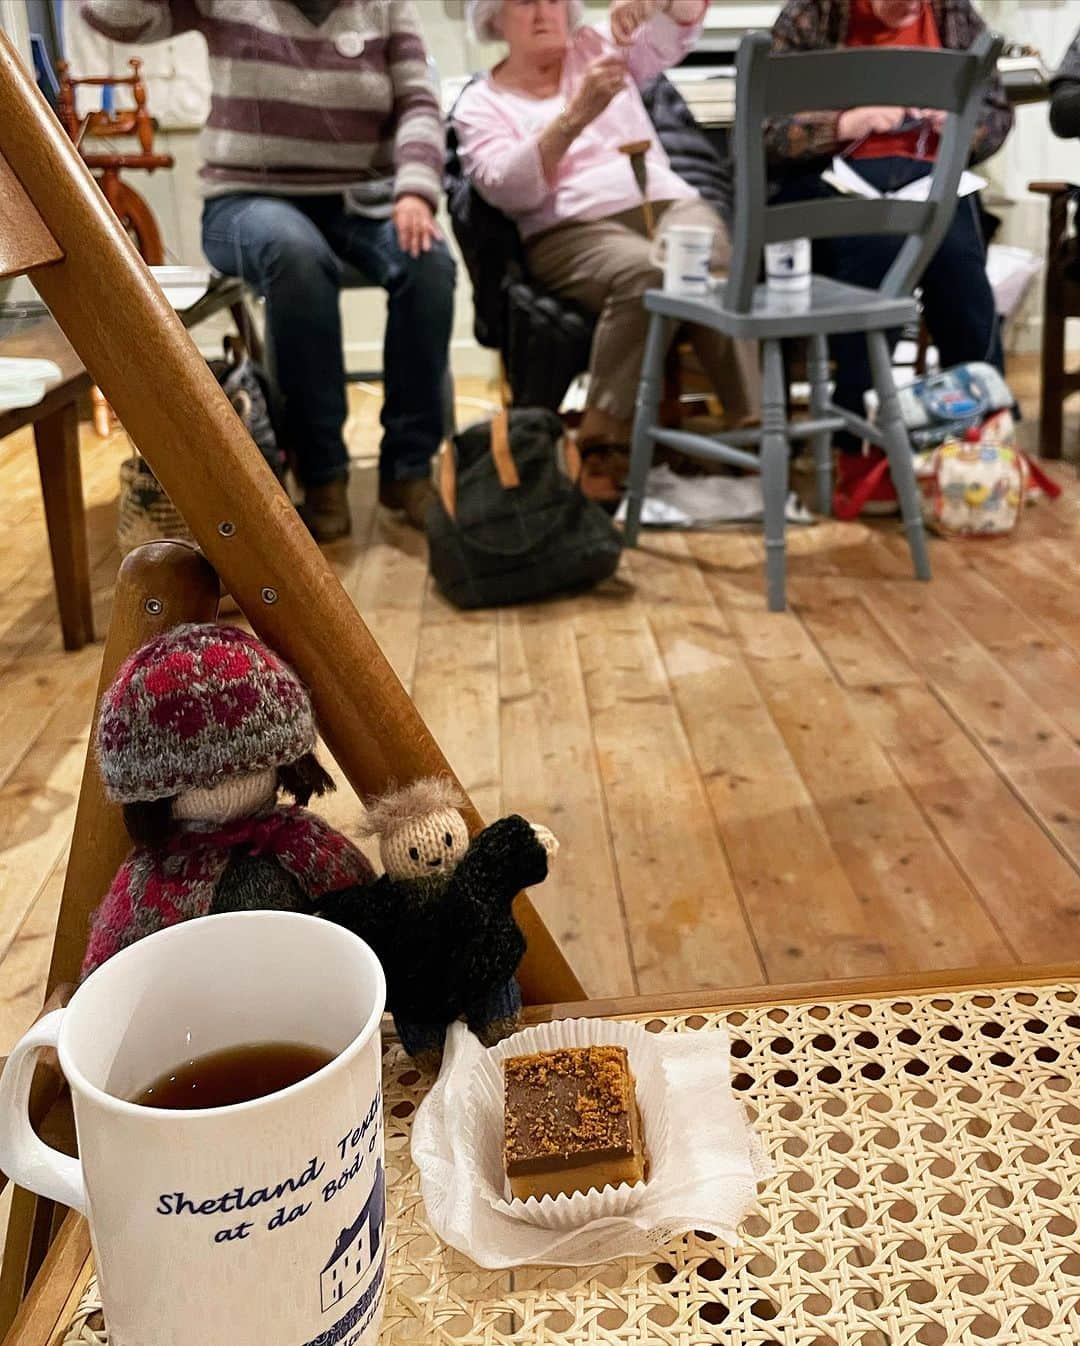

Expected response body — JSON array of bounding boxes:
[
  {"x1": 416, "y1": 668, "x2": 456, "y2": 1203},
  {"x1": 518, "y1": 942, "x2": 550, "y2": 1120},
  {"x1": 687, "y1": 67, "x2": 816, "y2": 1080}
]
[{"x1": 0, "y1": 1011, "x2": 88, "y2": 1214}]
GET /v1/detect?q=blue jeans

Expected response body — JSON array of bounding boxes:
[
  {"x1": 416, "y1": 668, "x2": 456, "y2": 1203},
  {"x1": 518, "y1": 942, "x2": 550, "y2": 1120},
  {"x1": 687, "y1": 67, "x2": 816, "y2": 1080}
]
[
  {"x1": 773, "y1": 158, "x2": 1003, "y2": 450},
  {"x1": 202, "y1": 194, "x2": 456, "y2": 487}
]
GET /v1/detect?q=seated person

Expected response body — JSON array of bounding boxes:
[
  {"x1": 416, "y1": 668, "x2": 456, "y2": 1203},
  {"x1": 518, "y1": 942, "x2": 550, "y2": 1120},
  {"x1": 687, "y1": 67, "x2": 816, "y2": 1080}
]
[
  {"x1": 82, "y1": 0, "x2": 457, "y2": 540},
  {"x1": 453, "y1": 0, "x2": 760, "y2": 504},
  {"x1": 766, "y1": 0, "x2": 1013, "y2": 468},
  {"x1": 1050, "y1": 26, "x2": 1080, "y2": 138}
]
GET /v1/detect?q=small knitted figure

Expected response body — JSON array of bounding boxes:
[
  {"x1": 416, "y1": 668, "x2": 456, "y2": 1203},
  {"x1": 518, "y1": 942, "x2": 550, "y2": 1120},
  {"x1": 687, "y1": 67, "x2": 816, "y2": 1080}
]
[
  {"x1": 82, "y1": 623, "x2": 373, "y2": 977},
  {"x1": 319, "y1": 778, "x2": 558, "y2": 1066}
]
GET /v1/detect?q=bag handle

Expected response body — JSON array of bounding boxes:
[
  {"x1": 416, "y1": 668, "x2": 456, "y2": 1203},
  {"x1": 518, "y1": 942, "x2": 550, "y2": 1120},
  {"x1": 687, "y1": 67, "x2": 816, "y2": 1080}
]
[
  {"x1": 437, "y1": 408, "x2": 521, "y2": 521},
  {"x1": 1019, "y1": 452, "x2": 1063, "y2": 501},
  {"x1": 438, "y1": 438, "x2": 457, "y2": 520},
  {"x1": 489, "y1": 409, "x2": 520, "y2": 489},
  {"x1": 833, "y1": 453, "x2": 892, "y2": 521}
]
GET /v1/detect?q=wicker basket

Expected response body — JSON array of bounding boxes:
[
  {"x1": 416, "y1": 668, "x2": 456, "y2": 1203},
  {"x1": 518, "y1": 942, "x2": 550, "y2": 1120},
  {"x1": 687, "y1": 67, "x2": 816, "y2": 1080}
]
[{"x1": 116, "y1": 451, "x2": 195, "y2": 556}]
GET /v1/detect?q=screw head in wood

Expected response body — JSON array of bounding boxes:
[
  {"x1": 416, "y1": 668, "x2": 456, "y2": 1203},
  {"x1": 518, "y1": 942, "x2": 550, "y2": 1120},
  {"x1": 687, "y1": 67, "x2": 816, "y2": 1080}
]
[
  {"x1": 261, "y1": 587, "x2": 278, "y2": 604},
  {"x1": 144, "y1": 598, "x2": 163, "y2": 615},
  {"x1": 218, "y1": 521, "x2": 236, "y2": 537}
]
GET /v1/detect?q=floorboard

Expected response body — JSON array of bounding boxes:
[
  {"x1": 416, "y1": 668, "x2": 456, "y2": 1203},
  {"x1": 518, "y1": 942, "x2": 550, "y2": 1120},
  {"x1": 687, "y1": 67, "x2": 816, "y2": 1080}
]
[{"x1": 0, "y1": 360, "x2": 1077, "y2": 1053}]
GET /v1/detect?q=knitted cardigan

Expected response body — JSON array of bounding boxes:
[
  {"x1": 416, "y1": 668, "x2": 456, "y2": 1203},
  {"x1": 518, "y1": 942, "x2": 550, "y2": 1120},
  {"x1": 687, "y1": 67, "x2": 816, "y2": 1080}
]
[
  {"x1": 319, "y1": 815, "x2": 547, "y2": 1025},
  {"x1": 765, "y1": 0, "x2": 1013, "y2": 167},
  {"x1": 82, "y1": 807, "x2": 374, "y2": 977}
]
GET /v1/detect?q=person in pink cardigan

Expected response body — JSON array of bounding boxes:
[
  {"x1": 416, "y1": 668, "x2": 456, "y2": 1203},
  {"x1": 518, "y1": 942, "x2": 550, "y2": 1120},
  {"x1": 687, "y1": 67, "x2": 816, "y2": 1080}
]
[{"x1": 455, "y1": 0, "x2": 759, "y2": 504}]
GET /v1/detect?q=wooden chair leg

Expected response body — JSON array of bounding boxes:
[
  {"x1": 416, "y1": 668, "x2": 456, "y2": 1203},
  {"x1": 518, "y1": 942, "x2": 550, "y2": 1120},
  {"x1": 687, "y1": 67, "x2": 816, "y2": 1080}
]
[
  {"x1": 1039, "y1": 189, "x2": 1068, "y2": 461},
  {"x1": 229, "y1": 297, "x2": 264, "y2": 366},
  {"x1": 625, "y1": 313, "x2": 668, "y2": 547},
  {"x1": 0, "y1": 44, "x2": 582, "y2": 1008},
  {"x1": 0, "y1": 1212, "x2": 90, "y2": 1346},
  {"x1": 0, "y1": 984, "x2": 73, "y2": 1337},
  {"x1": 33, "y1": 400, "x2": 93, "y2": 651}
]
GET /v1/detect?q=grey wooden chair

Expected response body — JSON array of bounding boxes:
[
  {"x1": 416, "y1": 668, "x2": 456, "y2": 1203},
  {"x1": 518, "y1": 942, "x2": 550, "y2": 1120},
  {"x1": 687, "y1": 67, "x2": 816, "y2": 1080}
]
[{"x1": 624, "y1": 28, "x2": 1002, "y2": 611}]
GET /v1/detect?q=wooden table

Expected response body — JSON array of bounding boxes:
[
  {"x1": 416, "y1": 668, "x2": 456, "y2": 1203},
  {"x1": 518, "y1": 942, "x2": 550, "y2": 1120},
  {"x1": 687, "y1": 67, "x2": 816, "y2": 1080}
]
[
  {"x1": 8, "y1": 965, "x2": 1080, "y2": 1346},
  {"x1": 0, "y1": 316, "x2": 94, "y2": 651},
  {"x1": 0, "y1": 280, "x2": 255, "y2": 654}
]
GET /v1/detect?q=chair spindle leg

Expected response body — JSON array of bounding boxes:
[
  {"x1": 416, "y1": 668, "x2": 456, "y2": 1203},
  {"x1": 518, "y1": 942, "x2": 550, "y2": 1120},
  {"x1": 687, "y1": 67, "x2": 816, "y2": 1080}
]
[
  {"x1": 760, "y1": 338, "x2": 790, "y2": 612},
  {"x1": 624, "y1": 313, "x2": 669, "y2": 547},
  {"x1": 807, "y1": 333, "x2": 833, "y2": 516},
  {"x1": 866, "y1": 331, "x2": 931, "y2": 582}
]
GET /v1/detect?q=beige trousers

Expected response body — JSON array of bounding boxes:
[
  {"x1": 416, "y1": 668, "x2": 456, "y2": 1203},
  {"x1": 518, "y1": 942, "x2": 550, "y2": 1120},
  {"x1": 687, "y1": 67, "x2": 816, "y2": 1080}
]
[{"x1": 525, "y1": 198, "x2": 760, "y2": 432}]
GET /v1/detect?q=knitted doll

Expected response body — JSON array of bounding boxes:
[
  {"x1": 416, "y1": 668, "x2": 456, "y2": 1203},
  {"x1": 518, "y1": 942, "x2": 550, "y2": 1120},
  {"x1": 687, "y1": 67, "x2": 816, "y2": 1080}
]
[
  {"x1": 319, "y1": 778, "x2": 558, "y2": 1065},
  {"x1": 82, "y1": 623, "x2": 374, "y2": 977}
]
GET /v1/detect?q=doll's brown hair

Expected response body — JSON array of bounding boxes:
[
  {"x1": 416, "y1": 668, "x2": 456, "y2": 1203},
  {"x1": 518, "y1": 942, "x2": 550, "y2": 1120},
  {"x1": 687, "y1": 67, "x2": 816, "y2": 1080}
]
[{"x1": 121, "y1": 752, "x2": 335, "y2": 846}]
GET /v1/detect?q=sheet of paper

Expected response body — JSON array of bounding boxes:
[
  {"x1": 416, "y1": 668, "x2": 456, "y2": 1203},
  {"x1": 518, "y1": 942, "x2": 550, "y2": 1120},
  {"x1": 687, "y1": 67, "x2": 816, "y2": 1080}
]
[{"x1": 823, "y1": 157, "x2": 986, "y2": 202}]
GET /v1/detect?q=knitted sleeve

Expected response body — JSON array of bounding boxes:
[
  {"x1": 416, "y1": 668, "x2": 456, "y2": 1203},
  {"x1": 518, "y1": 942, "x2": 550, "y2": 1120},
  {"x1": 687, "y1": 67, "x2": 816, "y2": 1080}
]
[
  {"x1": 386, "y1": 0, "x2": 445, "y2": 210},
  {"x1": 317, "y1": 877, "x2": 400, "y2": 953},
  {"x1": 80, "y1": 853, "x2": 144, "y2": 979},
  {"x1": 450, "y1": 816, "x2": 549, "y2": 913},
  {"x1": 622, "y1": 5, "x2": 708, "y2": 87},
  {"x1": 763, "y1": 0, "x2": 843, "y2": 165},
  {"x1": 944, "y1": 1, "x2": 1012, "y2": 165},
  {"x1": 79, "y1": 0, "x2": 204, "y2": 42}
]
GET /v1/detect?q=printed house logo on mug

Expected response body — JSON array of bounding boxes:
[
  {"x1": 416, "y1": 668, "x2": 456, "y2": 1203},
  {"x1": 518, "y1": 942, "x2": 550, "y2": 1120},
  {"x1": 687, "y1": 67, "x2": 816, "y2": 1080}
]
[{"x1": 321, "y1": 1159, "x2": 386, "y2": 1312}]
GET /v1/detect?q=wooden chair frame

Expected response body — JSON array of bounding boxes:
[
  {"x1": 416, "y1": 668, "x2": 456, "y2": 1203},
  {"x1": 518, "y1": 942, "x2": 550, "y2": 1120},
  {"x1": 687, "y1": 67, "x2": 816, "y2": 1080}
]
[
  {"x1": 1030, "y1": 181, "x2": 1080, "y2": 461},
  {"x1": 0, "y1": 31, "x2": 582, "y2": 1334}
]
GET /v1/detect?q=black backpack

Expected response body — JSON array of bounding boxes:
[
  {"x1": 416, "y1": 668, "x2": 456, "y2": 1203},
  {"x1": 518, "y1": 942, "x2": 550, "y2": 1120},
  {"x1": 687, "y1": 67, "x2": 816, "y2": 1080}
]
[{"x1": 425, "y1": 409, "x2": 623, "y2": 610}]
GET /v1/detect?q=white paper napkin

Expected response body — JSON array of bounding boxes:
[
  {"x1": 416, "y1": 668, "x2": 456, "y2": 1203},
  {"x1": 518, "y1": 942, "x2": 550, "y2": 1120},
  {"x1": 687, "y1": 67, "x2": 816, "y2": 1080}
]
[
  {"x1": 614, "y1": 465, "x2": 815, "y2": 528},
  {"x1": 410, "y1": 1018, "x2": 770, "y2": 1268}
]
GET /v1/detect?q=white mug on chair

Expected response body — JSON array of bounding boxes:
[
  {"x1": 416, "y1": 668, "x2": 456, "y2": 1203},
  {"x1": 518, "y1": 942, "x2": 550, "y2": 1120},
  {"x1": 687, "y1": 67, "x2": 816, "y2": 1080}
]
[
  {"x1": 652, "y1": 225, "x2": 714, "y2": 295},
  {"x1": 0, "y1": 912, "x2": 387, "y2": 1346},
  {"x1": 765, "y1": 237, "x2": 812, "y2": 293}
]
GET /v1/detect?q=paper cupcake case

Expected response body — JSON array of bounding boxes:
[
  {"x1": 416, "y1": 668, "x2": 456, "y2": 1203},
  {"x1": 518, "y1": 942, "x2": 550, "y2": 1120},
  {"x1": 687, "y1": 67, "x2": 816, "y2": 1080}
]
[
  {"x1": 410, "y1": 1016, "x2": 768, "y2": 1268},
  {"x1": 463, "y1": 1017, "x2": 672, "y2": 1231}
]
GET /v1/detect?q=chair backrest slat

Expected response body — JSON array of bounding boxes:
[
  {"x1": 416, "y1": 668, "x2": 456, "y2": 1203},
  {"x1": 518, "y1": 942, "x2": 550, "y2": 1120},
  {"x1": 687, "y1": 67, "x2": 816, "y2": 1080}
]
[
  {"x1": 726, "y1": 29, "x2": 1002, "y2": 314},
  {"x1": 765, "y1": 46, "x2": 978, "y2": 117},
  {"x1": 764, "y1": 198, "x2": 932, "y2": 245}
]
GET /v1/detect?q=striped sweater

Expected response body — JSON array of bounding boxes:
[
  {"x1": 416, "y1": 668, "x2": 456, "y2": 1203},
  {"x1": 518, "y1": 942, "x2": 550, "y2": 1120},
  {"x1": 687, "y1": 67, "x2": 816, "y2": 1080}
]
[{"x1": 80, "y1": 0, "x2": 445, "y2": 207}]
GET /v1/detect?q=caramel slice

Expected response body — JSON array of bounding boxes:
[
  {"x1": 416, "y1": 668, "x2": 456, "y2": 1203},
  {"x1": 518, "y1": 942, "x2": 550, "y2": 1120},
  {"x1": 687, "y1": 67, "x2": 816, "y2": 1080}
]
[{"x1": 503, "y1": 1045, "x2": 646, "y2": 1202}]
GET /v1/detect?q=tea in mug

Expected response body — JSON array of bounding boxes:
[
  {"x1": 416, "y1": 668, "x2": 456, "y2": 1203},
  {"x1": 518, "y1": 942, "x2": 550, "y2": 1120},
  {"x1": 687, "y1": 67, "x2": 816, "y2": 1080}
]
[{"x1": 133, "y1": 1042, "x2": 335, "y2": 1110}]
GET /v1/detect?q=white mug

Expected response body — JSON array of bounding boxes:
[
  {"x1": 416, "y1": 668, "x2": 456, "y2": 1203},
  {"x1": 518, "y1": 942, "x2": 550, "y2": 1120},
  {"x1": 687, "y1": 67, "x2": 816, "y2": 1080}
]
[
  {"x1": 0, "y1": 912, "x2": 387, "y2": 1346},
  {"x1": 652, "y1": 225, "x2": 714, "y2": 295},
  {"x1": 764, "y1": 237, "x2": 812, "y2": 293}
]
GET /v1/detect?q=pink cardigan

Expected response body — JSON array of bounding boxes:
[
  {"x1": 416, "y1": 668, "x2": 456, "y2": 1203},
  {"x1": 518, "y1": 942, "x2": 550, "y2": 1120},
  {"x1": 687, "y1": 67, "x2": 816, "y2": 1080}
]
[{"x1": 453, "y1": 12, "x2": 704, "y2": 239}]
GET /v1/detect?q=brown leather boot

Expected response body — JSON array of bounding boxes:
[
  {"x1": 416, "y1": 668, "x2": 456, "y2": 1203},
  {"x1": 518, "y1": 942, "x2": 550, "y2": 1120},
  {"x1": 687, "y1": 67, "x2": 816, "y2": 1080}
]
[
  {"x1": 378, "y1": 476, "x2": 437, "y2": 530},
  {"x1": 301, "y1": 476, "x2": 351, "y2": 543}
]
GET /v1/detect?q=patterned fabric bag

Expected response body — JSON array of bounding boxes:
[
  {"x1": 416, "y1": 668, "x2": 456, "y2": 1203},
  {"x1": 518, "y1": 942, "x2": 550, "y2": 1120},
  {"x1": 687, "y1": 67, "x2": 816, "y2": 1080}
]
[
  {"x1": 915, "y1": 411, "x2": 1061, "y2": 537},
  {"x1": 834, "y1": 363, "x2": 1060, "y2": 526}
]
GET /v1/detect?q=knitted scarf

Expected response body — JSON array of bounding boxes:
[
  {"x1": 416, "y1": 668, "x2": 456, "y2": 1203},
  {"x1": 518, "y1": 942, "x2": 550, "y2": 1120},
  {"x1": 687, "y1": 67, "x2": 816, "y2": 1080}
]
[{"x1": 82, "y1": 807, "x2": 372, "y2": 978}]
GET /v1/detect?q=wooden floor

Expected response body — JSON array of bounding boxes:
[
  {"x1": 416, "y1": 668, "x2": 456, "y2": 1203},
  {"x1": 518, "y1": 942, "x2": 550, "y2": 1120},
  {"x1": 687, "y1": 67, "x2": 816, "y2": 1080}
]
[{"x1": 0, "y1": 362, "x2": 1078, "y2": 1055}]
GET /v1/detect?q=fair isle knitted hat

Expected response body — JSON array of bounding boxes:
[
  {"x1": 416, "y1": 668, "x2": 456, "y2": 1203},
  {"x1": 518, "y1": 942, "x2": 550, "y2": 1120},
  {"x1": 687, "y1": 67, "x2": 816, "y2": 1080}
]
[{"x1": 96, "y1": 624, "x2": 316, "y2": 804}]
